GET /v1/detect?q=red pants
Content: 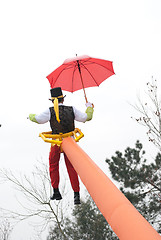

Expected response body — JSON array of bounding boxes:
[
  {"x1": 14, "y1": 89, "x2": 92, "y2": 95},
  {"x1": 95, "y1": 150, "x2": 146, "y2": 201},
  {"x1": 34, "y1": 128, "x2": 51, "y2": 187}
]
[{"x1": 49, "y1": 145, "x2": 80, "y2": 192}]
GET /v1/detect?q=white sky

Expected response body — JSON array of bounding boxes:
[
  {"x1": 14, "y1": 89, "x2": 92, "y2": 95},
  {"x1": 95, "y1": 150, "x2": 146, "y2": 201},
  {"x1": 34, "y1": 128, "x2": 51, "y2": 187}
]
[{"x1": 0, "y1": 0, "x2": 161, "y2": 239}]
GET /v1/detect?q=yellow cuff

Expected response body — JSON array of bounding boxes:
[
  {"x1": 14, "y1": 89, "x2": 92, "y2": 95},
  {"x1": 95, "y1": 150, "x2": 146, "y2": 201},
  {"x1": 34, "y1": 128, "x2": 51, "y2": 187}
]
[
  {"x1": 85, "y1": 107, "x2": 94, "y2": 121},
  {"x1": 29, "y1": 114, "x2": 38, "y2": 123}
]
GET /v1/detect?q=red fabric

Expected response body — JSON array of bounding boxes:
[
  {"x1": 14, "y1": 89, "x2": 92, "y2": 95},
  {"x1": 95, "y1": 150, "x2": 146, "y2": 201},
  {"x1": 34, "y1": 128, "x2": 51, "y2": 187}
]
[
  {"x1": 46, "y1": 55, "x2": 115, "y2": 92},
  {"x1": 49, "y1": 145, "x2": 80, "y2": 192}
]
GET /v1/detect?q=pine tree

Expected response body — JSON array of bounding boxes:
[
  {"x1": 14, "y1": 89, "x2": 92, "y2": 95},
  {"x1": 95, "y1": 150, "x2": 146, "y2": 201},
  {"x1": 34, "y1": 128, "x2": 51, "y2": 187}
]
[
  {"x1": 47, "y1": 194, "x2": 118, "y2": 240},
  {"x1": 105, "y1": 140, "x2": 161, "y2": 233}
]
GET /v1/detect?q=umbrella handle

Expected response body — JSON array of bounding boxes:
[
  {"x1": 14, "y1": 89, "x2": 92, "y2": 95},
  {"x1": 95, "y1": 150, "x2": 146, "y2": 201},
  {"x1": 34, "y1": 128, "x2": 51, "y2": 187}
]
[
  {"x1": 83, "y1": 87, "x2": 88, "y2": 103},
  {"x1": 83, "y1": 86, "x2": 94, "y2": 108}
]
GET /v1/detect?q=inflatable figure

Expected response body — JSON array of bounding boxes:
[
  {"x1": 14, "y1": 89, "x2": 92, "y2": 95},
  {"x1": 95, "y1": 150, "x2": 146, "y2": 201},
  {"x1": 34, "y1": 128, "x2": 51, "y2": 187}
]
[{"x1": 29, "y1": 87, "x2": 94, "y2": 204}]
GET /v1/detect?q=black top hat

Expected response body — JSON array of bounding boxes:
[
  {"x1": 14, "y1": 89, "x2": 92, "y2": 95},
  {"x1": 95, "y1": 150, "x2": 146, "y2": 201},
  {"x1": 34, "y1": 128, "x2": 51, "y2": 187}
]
[{"x1": 50, "y1": 87, "x2": 63, "y2": 98}]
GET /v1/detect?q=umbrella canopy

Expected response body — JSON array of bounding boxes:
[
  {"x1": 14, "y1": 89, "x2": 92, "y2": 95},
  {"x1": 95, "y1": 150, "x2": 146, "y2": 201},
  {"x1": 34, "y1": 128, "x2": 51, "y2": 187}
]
[{"x1": 47, "y1": 55, "x2": 115, "y2": 102}]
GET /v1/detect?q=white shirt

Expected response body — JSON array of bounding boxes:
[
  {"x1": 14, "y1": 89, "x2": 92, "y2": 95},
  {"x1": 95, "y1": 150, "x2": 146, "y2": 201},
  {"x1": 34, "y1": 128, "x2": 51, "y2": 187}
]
[{"x1": 35, "y1": 103, "x2": 87, "y2": 124}]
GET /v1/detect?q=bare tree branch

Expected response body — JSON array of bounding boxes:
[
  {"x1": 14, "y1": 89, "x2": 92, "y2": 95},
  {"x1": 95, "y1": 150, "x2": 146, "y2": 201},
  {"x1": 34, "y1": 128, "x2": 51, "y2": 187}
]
[
  {"x1": 132, "y1": 77, "x2": 161, "y2": 151},
  {"x1": 0, "y1": 160, "x2": 69, "y2": 239},
  {"x1": 0, "y1": 219, "x2": 13, "y2": 240}
]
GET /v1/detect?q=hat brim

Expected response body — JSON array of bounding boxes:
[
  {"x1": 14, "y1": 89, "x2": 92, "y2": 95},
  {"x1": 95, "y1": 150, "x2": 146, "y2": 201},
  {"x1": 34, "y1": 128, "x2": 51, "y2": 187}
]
[{"x1": 49, "y1": 95, "x2": 66, "y2": 101}]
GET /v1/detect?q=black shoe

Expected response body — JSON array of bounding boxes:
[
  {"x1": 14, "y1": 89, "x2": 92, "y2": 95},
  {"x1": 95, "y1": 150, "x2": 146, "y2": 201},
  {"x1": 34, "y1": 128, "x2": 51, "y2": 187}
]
[
  {"x1": 50, "y1": 188, "x2": 62, "y2": 200},
  {"x1": 74, "y1": 192, "x2": 81, "y2": 205}
]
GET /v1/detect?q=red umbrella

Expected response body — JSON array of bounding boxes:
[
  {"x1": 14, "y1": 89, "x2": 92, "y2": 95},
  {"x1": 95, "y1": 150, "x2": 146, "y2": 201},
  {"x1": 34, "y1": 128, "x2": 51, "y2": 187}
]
[{"x1": 46, "y1": 55, "x2": 115, "y2": 103}]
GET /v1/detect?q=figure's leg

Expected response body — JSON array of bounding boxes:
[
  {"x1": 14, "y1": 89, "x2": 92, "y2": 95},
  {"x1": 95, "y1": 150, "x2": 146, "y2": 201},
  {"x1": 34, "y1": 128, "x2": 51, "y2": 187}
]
[
  {"x1": 64, "y1": 153, "x2": 80, "y2": 204},
  {"x1": 49, "y1": 145, "x2": 61, "y2": 188},
  {"x1": 49, "y1": 145, "x2": 62, "y2": 200},
  {"x1": 64, "y1": 152, "x2": 80, "y2": 192}
]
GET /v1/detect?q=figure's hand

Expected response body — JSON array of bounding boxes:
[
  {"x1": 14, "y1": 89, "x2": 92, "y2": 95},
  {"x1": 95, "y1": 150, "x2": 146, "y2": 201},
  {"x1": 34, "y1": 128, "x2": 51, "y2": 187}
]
[
  {"x1": 85, "y1": 102, "x2": 94, "y2": 108},
  {"x1": 28, "y1": 114, "x2": 38, "y2": 123}
]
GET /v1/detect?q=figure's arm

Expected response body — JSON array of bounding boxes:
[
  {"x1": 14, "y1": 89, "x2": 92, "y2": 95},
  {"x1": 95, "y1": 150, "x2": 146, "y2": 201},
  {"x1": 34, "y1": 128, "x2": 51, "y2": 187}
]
[
  {"x1": 29, "y1": 109, "x2": 50, "y2": 124},
  {"x1": 73, "y1": 103, "x2": 94, "y2": 123}
]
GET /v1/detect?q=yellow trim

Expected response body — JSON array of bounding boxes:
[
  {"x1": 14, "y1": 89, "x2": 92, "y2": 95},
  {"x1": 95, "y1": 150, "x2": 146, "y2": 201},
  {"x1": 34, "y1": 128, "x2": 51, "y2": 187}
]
[
  {"x1": 51, "y1": 95, "x2": 64, "y2": 100},
  {"x1": 39, "y1": 128, "x2": 84, "y2": 147},
  {"x1": 53, "y1": 97, "x2": 60, "y2": 123},
  {"x1": 50, "y1": 95, "x2": 64, "y2": 123}
]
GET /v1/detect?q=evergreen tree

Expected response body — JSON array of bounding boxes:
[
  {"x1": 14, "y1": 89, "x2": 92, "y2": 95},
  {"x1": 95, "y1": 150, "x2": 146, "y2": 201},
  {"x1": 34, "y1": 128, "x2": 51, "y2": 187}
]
[
  {"x1": 105, "y1": 140, "x2": 161, "y2": 233},
  {"x1": 47, "y1": 194, "x2": 118, "y2": 240}
]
